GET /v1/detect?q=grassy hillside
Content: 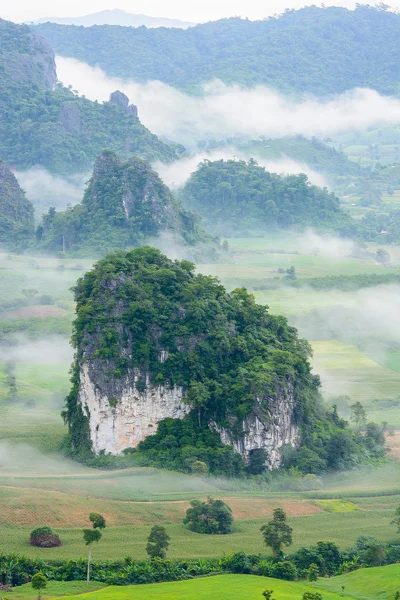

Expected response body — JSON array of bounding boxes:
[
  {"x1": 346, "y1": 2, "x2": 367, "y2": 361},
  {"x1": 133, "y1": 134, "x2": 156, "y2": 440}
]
[
  {"x1": 10, "y1": 568, "x2": 400, "y2": 600},
  {"x1": 35, "y1": 6, "x2": 400, "y2": 95}
]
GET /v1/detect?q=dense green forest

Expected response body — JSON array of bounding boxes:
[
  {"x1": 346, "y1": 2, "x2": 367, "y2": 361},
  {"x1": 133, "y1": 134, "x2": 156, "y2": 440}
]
[
  {"x1": 37, "y1": 151, "x2": 214, "y2": 257},
  {"x1": 66, "y1": 247, "x2": 385, "y2": 474},
  {"x1": 181, "y1": 159, "x2": 351, "y2": 234},
  {"x1": 0, "y1": 160, "x2": 35, "y2": 251},
  {"x1": 36, "y1": 6, "x2": 400, "y2": 95},
  {"x1": 0, "y1": 19, "x2": 178, "y2": 175}
]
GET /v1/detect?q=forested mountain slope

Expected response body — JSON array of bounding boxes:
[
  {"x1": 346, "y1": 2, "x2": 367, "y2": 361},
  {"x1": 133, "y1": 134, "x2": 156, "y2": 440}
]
[
  {"x1": 0, "y1": 19, "x2": 178, "y2": 175},
  {"x1": 0, "y1": 161, "x2": 35, "y2": 250},
  {"x1": 35, "y1": 6, "x2": 400, "y2": 95},
  {"x1": 37, "y1": 151, "x2": 215, "y2": 257}
]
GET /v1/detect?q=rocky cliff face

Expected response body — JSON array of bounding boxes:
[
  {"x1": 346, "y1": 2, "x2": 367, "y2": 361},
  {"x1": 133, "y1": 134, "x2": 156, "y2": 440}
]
[
  {"x1": 0, "y1": 19, "x2": 56, "y2": 90},
  {"x1": 78, "y1": 363, "x2": 190, "y2": 455},
  {"x1": 79, "y1": 357, "x2": 298, "y2": 467},
  {"x1": 213, "y1": 383, "x2": 299, "y2": 469}
]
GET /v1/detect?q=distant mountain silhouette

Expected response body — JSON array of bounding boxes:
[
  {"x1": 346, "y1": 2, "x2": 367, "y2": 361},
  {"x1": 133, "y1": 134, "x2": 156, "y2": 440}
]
[{"x1": 32, "y1": 9, "x2": 195, "y2": 29}]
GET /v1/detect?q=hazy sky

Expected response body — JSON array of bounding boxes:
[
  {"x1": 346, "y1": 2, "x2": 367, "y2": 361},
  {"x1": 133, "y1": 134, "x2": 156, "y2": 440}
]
[{"x1": 2, "y1": 0, "x2": 397, "y2": 23}]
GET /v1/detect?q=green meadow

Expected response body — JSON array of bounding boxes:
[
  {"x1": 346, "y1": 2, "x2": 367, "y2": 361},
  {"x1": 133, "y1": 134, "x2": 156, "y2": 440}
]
[{"x1": 8, "y1": 566, "x2": 400, "y2": 600}]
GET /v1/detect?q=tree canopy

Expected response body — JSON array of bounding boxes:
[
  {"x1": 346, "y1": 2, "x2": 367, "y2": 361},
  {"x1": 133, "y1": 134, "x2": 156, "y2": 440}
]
[
  {"x1": 181, "y1": 159, "x2": 351, "y2": 234},
  {"x1": 37, "y1": 151, "x2": 214, "y2": 257}
]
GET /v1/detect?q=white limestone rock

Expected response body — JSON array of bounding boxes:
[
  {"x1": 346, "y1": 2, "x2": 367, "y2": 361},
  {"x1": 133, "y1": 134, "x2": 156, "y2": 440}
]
[{"x1": 78, "y1": 363, "x2": 190, "y2": 455}]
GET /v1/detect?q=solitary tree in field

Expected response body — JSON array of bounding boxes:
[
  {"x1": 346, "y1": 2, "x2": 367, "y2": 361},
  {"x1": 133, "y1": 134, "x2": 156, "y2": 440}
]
[
  {"x1": 83, "y1": 513, "x2": 106, "y2": 585},
  {"x1": 350, "y1": 402, "x2": 367, "y2": 430},
  {"x1": 262, "y1": 591, "x2": 274, "y2": 600},
  {"x1": 260, "y1": 508, "x2": 293, "y2": 558},
  {"x1": 21, "y1": 288, "x2": 39, "y2": 304},
  {"x1": 31, "y1": 573, "x2": 47, "y2": 599},
  {"x1": 146, "y1": 525, "x2": 170, "y2": 559}
]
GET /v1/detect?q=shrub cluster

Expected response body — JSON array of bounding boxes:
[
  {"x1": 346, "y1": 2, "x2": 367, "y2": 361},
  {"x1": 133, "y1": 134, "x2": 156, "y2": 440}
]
[
  {"x1": 2, "y1": 538, "x2": 400, "y2": 588},
  {"x1": 29, "y1": 527, "x2": 61, "y2": 549}
]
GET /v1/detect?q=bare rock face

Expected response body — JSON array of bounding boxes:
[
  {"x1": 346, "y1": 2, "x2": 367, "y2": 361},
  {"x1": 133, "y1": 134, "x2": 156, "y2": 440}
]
[
  {"x1": 213, "y1": 384, "x2": 299, "y2": 469},
  {"x1": 79, "y1": 364, "x2": 190, "y2": 455},
  {"x1": 109, "y1": 90, "x2": 138, "y2": 118},
  {"x1": 0, "y1": 20, "x2": 57, "y2": 90},
  {"x1": 59, "y1": 101, "x2": 81, "y2": 133}
]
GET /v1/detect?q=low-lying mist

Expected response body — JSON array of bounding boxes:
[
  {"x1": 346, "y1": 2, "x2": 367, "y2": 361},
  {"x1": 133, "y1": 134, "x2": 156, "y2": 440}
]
[
  {"x1": 15, "y1": 167, "x2": 88, "y2": 217},
  {"x1": 0, "y1": 336, "x2": 72, "y2": 364},
  {"x1": 57, "y1": 56, "x2": 400, "y2": 147},
  {"x1": 154, "y1": 151, "x2": 329, "y2": 189}
]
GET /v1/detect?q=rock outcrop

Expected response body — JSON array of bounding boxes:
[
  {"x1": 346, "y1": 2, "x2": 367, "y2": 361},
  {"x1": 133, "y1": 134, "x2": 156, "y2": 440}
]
[
  {"x1": 0, "y1": 19, "x2": 56, "y2": 90},
  {"x1": 213, "y1": 384, "x2": 299, "y2": 469},
  {"x1": 38, "y1": 150, "x2": 213, "y2": 256},
  {"x1": 66, "y1": 248, "x2": 317, "y2": 469},
  {"x1": 109, "y1": 90, "x2": 138, "y2": 118},
  {"x1": 79, "y1": 364, "x2": 190, "y2": 455}
]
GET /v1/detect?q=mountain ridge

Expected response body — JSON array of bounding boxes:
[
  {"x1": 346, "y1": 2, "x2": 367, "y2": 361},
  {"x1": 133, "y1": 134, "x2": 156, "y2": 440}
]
[
  {"x1": 34, "y1": 6, "x2": 400, "y2": 96},
  {"x1": 31, "y1": 9, "x2": 195, "y2": 29}
]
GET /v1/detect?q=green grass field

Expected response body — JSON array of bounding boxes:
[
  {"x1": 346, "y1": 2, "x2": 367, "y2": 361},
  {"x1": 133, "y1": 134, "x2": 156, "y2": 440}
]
[{"x1": 9, "y1": 567, "x2": 400, "y2": 600}]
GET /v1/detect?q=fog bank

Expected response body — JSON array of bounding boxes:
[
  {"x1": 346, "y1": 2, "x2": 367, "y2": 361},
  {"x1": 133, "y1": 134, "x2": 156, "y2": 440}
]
[
  {"x1": 57, "y1": 56, "x2": 400, "y2": 147},
  {"x1": 154, "y1": 151, "x2": 329, "y2": 189}
]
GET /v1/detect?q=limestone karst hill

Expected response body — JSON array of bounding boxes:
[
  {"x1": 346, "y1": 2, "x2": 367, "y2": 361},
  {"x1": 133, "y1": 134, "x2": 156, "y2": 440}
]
[{"x1": 0, "y1": 19, "x2": 179, "y2": 175}]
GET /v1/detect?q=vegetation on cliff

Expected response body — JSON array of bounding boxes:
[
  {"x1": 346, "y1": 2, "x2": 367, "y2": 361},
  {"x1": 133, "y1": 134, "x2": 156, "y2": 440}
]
[
  {"x1": 65, "y1": 248, "x2": 384, "y2": 474},
  {"x1": 0, "y1": 19, "x2": 179, "y2": 175},
  {"x1": 37, "y1": 151, "x2": 215, "y2": 257},
  {"x1": 181, "y1": 159, "x2": 351, "y2": 234},
  {"x1": 0, "y1": 160, "x2": 35, "y2": 250},
  {"x1": 35, "y1": 6, "x2": 400, "y2": 95}
]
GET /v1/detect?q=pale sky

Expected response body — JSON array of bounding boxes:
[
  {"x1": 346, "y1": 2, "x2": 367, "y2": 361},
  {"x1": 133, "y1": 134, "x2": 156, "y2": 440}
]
[{"x1": 1, "y1": 0, "x2": 398, "y2": 24}]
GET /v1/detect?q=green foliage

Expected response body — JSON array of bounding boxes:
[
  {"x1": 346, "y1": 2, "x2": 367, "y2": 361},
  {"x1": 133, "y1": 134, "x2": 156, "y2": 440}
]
[
  {"x1": 181, "y1": 159, "x2": 350, "y2": 235},
  {"x1": 137, "y1": 416, "x2": 245, "y2": 476},
  {"x1": 89, "y1": 513, "x2": 106, "y2": 530},
  {"x1": 391, "y1": 505, "x2": 400, "y2": 534},
  {"x1": 0, "y1": 20, "x2": 178, "y2": 175},
  {"x1": 37, "y1": 151, "x2": 213, "y2": 257},
  {"x1": 83, "y1": 529, "x2": 102, "y2": 546},
  {"x1": 307, "y1": 563, "x2": 319, "y2": 582},
  {"x1": 36, "y1": 6, "x2": 400, "y2": 96},
  {"x1": 146, "y1": 525, "x2": 170, "y2": 559},
  {"x1": 183, "y1": 497, "x2": 234, "y2": 534},
  {"x1": 350, "y1": 402, "x2": 367, "y2": 430},
  {"x1": 31, "y1": 573, "x2": 47, "y2": 599},
  {"x1": 260, "y1": 508, "x2": 293, "y2": 558},
  {"x1": 303, "y1": 593, "x2": 323, "y2": 600},
  {"x1": 29, "y1": 526, "x2": 61, "y2": 548},
  {"x1": 66, "y1": 247, "x2": 384, "y2": 474},
  {"x1": 0, "y1": 161, "x2": 35, "y2": 251},
  {"x1": 66, "y1": 246, "x2": 320, "y2": 460},
  {"x1": 271, "y1": 561, "x2": 297, "y2": 581},
  {"x1": 344, "y1": 210, "x2": 400, "y2": 244}
]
